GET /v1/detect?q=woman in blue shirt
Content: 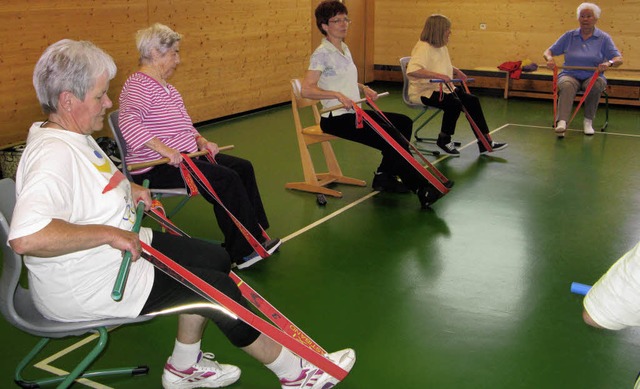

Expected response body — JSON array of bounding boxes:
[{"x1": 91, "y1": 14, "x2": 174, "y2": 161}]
[{"x1": 543, "y1": 2, "x2": 622, "y2": 137}]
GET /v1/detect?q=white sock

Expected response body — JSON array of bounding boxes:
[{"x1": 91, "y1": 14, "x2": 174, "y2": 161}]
[
  {"x1": 265, "y1": 347, "x2": 303, "y2": 380},
  {"x1": 556, "y1": 120, "x2": 566, "y2": 129},
  {"x1": 169, "y1": 339, "x2": 201, "y2": 371},
  {"x1": 584, "y1": 119, "x2": 593, "y2": 128}
]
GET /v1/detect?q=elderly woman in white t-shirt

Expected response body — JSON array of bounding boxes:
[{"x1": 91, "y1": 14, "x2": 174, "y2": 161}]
[
  {"x1": 407, "y1": 14, "x2": 507, "y2": 157},
  {"x1": 301, "y1": 0, "x2": 441, "y2": 208},
  {"x1": 10, "y1": 38, "x2": 354, "y2": 389}
]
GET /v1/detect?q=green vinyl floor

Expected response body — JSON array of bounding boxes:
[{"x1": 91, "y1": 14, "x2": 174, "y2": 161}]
[{"x1": 1, "y1": 82, "x2": 639, "y2": 388}]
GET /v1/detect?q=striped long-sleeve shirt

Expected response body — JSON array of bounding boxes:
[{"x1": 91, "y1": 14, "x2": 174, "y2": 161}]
[{"x1": 118, "y1": 72, "x2": 199, "y2": 174}]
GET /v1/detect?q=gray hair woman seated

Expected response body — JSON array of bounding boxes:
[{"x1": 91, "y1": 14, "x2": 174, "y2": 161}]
[
  {"x1": 543, "y1": 2, "x2": 622, "y2": 137},
  {"x1": 10, "y1": 38, "x2": 355, "y2": 389},
  {"x1": 118, "y1": 23, "x2": 279, "y2": 269}
]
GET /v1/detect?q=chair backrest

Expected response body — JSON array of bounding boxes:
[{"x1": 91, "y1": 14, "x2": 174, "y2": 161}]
[
  {"x1": 399, "y1": 56, "x2": 425, "y2": 109},
  {"x1": 0, "y1": 178, "x2": 20, "y2": 328},
  {"x1": 291, "y1": 79, "x2": 321, "y2": 114},
  {"x1": 108, "y1": 110, "x2": 134, "y2": 181},
  {"x1": 290, "y1": 79, "x2": 324, "y2": 137},
  {"x1": 108, "y1": 109, "x2": 189, "y2": 205}
]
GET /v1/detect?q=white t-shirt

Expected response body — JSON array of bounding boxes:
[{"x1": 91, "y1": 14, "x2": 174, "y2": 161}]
[
  {"x1": 309, "y1": 38, "x2": 360, "y2": 118},
  {"x1": 407, "y1": 41, "x2": 454, "y2": 104},
  {"x1": 8, "y1": 123, "x2": 154, "y2": 322},
  {"x1": 584, "y1": 241, "x2": 640, "y2": 330}
]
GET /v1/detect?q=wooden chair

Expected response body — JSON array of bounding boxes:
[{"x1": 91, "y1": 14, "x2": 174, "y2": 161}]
[{"x1": 285, "y1": 79, "x2": 366, "y2": 198}]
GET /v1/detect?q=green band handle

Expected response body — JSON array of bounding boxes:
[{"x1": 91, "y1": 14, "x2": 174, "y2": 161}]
[{"x1": 111, "y1": 179, "x2": 149, "y2": 301}]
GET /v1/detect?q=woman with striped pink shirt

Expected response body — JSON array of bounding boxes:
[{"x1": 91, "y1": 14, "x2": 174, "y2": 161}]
[{"x1": 118, "y1": 23, "x2": 279, "y2": 269}]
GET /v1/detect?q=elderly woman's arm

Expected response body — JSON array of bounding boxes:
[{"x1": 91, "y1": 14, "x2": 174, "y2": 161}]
[
  {"x1": 9, "y1": 219, "x2": 143, "y2": 260},
  {"x1": 407, "y1": 68, "x2": 452, "y2": 83},
  {"x1": 144, "y1": 137, "x2": 183, "y2": 166},
  {"x1": 543, "y1": 49, "x2": 556, "y2": 69},
  {"x1": 598, "y1": 55, "x2": 623, "y2": 72}
]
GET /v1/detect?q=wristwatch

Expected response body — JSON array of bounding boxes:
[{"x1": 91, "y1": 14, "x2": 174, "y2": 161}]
[{"x1": 608, "y1": 59, "x2": 615, "y2": 66}]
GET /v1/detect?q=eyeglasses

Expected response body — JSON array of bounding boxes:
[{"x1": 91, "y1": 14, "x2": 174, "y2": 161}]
[{"x1": 328, "y1": 17, "x2": 352, "y2": 25}]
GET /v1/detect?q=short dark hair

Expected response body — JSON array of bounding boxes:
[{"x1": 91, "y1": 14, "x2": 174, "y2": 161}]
[{"x1": 314, "y1": 0, "x2": 348, "y2": 36}]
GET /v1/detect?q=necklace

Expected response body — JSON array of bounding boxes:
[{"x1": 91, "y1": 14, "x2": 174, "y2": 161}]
[{"x1": 41, "y1": 119, "x2": 66, "y2": 130}]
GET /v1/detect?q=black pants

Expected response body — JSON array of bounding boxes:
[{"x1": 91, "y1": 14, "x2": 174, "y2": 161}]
[
  {"x1": 140, "y1": 232, "x2": 260, "y2": 348},
  {"x1": 320, "y1": 110, "x2": 431, "y2": 192},
  {"x1": 132, "y1": 153, "x2": 269, "y2": 261},
  {"x1": 421, "y1": 87, "x2": 490, "y2": 140}
]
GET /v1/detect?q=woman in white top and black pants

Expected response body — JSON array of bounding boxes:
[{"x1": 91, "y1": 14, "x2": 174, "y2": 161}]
[{"x1": 301, "y1": 0, "x2": 441, "y2": 209}]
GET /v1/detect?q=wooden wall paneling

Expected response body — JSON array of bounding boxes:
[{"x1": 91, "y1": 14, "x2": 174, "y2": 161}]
[
  {"x1": 0, "y1": 0, "x2": 148, "y2": 145},
  {"x1": 363, "y1": 0, "x2": 375, "y2": 83},
  {"x1": 374, "y1": 0, "x2": 639, "y2": 73},
  {"x1": 150, "y1": 0, "x2": 311, "y2": 124},
  {"x1": 0, "y1": 0, "x2": 312, "y2": 148},
  {"x1": 2, "y1": 1, "x2": 638, "y2": 148}
]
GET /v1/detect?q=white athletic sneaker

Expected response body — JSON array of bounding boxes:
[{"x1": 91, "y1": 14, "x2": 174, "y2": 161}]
[
  {"x1": 555, "y1": 120, "x2": 567, "y2": 138},
  {"x1": 279, "y1": 348, "x2": 356, "y2": 389},
  {"x1": 583, "y1": 119, "x2": 595, "y2": 135},
  {"x1": 162, "y1": 352, "x2": 241, "y2": 388}
]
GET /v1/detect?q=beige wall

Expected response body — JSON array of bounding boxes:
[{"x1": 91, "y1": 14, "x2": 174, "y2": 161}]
[
  {"x1": 374, "y1": 0, "x2": 638, "y2": 73},
  {"x1": 0, "y1": 0, "x2": 312, "y2": 147},
  {"x1": 1, "y1": 0, "x2": 637, "y2": 147}
]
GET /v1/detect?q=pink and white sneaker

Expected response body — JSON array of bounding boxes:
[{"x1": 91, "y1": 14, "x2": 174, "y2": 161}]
[
  {"x1": 162, "y1": 351, "x2": 240, "y2": 388},
  {"x1": 280, "y1": 348, "x2": 356, "y2": 389}
]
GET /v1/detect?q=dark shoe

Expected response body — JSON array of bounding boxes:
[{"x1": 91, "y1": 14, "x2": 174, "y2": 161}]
[
  {"x1": 479, "y1": 141, "x2": 508, "y2": 155},
  {"x1": 416, "y1": 186, "x2": 442, "y2": 209},
  {"x1": 436, "y1": 140, "x2": 460, "y2": 157},
  {"x1": 372, "y1": 172, "x2": 410, "y2": 193},
  {"x1": 236, "y1": 238, "x2": 281, "y2": 269}
]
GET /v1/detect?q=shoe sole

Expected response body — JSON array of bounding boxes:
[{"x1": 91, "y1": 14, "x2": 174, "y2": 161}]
[
  {"x1": 236, "y1": 239, "x2": 282, "y2": 269},
  {"x1": 162, "y1": 367, "x2": 241, "y2": 388}
]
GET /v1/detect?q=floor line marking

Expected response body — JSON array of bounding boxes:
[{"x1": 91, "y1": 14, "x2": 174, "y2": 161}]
[
  {"x1": 282, "y1": 191, "x2": 379, "y2": 243},
  {"x1": 507, "y1": 122, "x2": 640, "y2": 137}
]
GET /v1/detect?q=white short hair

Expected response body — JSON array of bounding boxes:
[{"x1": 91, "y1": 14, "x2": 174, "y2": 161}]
[
  {"x1": 577, "y1": 3, "x2": 601, "y2": 19},
  {"x1": 136, "y1": 23, "x2": 182, "y2": 64},
  {"x1": 33, "y1": 39, "x2": 116, "y2": 114}
]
